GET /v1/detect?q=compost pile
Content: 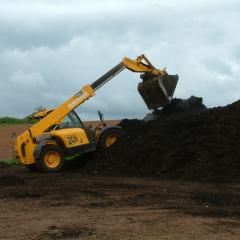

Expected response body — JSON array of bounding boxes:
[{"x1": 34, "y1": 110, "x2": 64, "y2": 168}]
[{"x1": 82, "y1": 96, "x2": 240, "y2": 182}]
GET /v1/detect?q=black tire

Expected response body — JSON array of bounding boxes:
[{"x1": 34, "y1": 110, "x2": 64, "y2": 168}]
[
  {"x1": 98, "y1": 128, "x2": 123, "y2": 149},
  {"x1": 36, "y1": 145, "x2": 65, "y2": 173}
]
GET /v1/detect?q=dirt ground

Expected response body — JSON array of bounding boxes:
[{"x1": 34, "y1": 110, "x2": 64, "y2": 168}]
[
  {"x1": 0, "y1": 165, "x2": 240, "y2": 240},
  {"x1": 0, "y1": 124, "x2": 32, "y2": 159}
]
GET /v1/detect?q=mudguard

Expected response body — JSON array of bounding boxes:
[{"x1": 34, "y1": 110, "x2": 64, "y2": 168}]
[
  {"x1": 33, "y1": 134, "x2": 57, "y2": 160},
  {"x1": 96, "y1": 126, "x2": 122, "y2": 144}
]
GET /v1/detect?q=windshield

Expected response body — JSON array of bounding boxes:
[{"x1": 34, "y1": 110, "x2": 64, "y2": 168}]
[{"x1": 58, "y1": 111, "x2": 84, "y2": 129}]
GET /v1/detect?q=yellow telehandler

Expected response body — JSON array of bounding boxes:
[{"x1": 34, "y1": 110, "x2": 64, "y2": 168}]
[{"x1": 14, "y1": 55, "x2": 178, "y2": 172}]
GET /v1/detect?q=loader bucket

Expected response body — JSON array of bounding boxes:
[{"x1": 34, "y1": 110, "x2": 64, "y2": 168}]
[{"x1": 138, "y1": 74, "x2": 179, "y2": 109}]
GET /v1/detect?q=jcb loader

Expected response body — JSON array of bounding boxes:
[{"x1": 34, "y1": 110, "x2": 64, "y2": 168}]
[{"x1": 14, "y1": 55, "x2": 178, "y2": 172}]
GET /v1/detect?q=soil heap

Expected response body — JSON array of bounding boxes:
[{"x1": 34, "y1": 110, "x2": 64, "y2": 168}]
[{"x1": 82, "y1": 96, "x2": 240, "y2": 182}]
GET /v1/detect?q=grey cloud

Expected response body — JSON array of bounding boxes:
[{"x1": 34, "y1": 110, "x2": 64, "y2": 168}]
[
  {"x1": 0, "y1": 0, "x2": 240, "y2": 119},
  {"x1": 202, "y1": 58, "x2": 232, "y2": 76}
]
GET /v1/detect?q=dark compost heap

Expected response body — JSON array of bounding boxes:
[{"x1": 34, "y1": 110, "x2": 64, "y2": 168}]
[{"x1": 82, "y1": 96, "x2": 240, "y2": 182}]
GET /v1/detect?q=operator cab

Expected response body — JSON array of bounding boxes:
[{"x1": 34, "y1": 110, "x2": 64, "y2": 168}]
[
  {"x1": 57, "y1": 111, "x2": 84, "y2": 130},
  {"x1": 56, "y1": 111, "x2": 96, "y2": 145}
]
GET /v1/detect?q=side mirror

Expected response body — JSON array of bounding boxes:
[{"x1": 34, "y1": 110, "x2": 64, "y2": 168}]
[{"x1": 97, "y1": 110, "x2": 104, "y2": 122}]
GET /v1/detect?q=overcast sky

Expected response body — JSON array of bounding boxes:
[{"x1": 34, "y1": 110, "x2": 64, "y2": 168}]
[{"x1": 0, "y1": 0, "x2": 239, "y2": 120}]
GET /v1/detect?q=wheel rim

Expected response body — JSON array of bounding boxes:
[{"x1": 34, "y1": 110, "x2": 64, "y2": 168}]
[
  {"x1": 43, "y1": 151, "x2": 61, "y2": 169},
  {"x1": 105, "y1": 135, "x2": 117, "y2": 147}
]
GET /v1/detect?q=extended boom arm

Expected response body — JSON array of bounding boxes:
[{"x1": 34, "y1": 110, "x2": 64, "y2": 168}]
[
  {"x1": 29, "y1": 55, "x2": 170, "y2": 138},
  {"x1": 91, "y1": 55, "x2": 166, "y2": 91}
]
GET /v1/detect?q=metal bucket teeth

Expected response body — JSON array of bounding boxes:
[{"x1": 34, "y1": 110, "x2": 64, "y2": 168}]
[{"x1": 138, "y1": 74, "x2": 178, "y2": 109}]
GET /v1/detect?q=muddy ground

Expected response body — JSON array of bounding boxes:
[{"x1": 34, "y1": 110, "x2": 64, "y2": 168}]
[
  {"x1": 1, "y1": 165, "x2": 240, "y2": 240},
  {"x1": 0, "y1": 124, "x2": 32, "y2": 159}
]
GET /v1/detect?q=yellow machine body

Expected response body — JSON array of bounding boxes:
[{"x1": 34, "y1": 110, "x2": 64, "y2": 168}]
[
  {"x1": 51, "y1": 128, "x2": 90, "y2": 148},
  {"x1": 14, "y1": 85, "x2": 95, "y2": 165},
  {"x1": 15, "y1": 130, "x2": 37, "y2": 165}
]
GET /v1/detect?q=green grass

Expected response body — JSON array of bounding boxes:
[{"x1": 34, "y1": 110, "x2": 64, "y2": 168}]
[
  {"x1": 0, "y1": 158, "x2": 18, "y2": 166},
  {"x1": 65, "y1": 153, "x2": 81, "y2": 161},
  {"x1": 0, "y1": 155, "x2": 80, "y2": 167},
  {"x1": 0, "y1": 117, "x2": 36, "y2": 125}
]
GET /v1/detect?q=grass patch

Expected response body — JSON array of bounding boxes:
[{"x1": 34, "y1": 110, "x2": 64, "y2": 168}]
[
  {"x1": 0, "y1": 158, "x2": 18, "y2": 166},
  {"x1": 65, "y1": 153, "x2": 81, "y2": 161},
  {"x1": 0, "y1": 117, "x2": 36, "y2": 125}
]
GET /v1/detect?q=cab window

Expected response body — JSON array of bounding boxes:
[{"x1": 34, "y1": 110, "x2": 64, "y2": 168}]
[{"x1": 59, "y1": 111, "x2": 84, "y2": 129}]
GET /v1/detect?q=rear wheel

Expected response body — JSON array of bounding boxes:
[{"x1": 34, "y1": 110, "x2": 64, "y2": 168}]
[
  {"x1": 36, "y1": 145, "x2": 65, "y2": 173},
  {"x1": 98, "y1": 128, "x2": 123, "y2": 149}
]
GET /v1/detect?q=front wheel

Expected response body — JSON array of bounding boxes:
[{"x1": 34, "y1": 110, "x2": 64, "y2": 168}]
[
  {"x1": 36, "y1": 145, "x2": 65, "y2": 173},
  {"x1": 98, "y1": 128, "x2": 123, "y2": 149}
]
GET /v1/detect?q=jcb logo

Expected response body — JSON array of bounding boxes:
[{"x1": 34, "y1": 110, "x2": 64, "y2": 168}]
[{"x1": 66, "y1": 136, "x2": 78, "y2": 145}]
